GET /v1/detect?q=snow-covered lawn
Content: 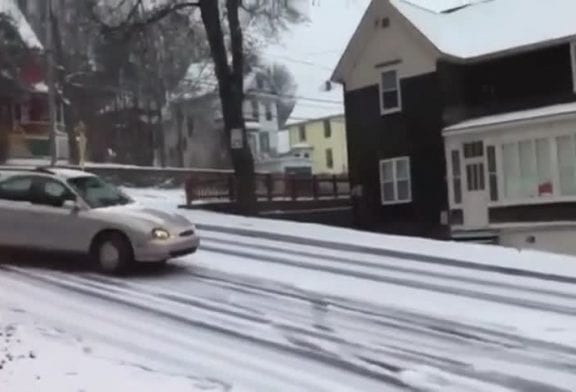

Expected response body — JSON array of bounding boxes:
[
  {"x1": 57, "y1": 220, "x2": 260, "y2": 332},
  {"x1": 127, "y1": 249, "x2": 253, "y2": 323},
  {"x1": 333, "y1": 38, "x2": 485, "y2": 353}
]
[{"x1": 0, "y1": 307, "x2": 212, "y2": 392}]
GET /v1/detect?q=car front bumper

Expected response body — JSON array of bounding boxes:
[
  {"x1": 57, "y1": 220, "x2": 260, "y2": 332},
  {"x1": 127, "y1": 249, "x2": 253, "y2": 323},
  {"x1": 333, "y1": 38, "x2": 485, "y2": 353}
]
[{"x1": 134, "y1": 234, "x2": 200, "y2": 263}]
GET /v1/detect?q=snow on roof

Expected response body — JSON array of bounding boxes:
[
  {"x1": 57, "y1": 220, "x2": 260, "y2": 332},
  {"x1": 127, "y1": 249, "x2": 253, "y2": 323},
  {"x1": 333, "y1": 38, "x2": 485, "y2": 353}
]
[
  {"x1": 444, "y1": 102, "x2": 576, "y2": 133},
  {"x1": 285, "y1": 82, "x2": 344, "y2": 126},
  {"x1": 390, "y1": 0, "x2": 576, "y2": 60},
  {"x1": 400, "y1": 0, "x2": 491, "y2": 14},
  {"x1": 0, "y1": 0, "x2": 42, "y2": 50},
  {"x1": 265, "y1": 0, "x2": 368, "y2": 125}
]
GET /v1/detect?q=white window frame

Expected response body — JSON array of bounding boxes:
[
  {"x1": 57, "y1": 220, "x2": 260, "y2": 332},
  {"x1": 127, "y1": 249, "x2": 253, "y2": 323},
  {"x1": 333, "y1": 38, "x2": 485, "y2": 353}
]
[
  {"x1": 379, "y1": 68, "x2": 402, "y2": 115},
  {"x1": 379, "y1": 156, "x2": 412, "y2": 205}
]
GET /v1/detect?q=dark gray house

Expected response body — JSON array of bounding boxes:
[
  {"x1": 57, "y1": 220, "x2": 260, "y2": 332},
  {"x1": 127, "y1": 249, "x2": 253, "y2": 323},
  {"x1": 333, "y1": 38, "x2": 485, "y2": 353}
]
[{"x1": 333, "y1": 0, "x2": 576, "y2": 254}]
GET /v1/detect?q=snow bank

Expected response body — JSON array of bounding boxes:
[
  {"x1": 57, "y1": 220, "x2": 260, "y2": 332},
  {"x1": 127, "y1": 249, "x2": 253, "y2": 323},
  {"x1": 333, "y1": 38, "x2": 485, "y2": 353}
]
[{"x1": 0, "y1": 308, "x2": 213, "y2": 392}]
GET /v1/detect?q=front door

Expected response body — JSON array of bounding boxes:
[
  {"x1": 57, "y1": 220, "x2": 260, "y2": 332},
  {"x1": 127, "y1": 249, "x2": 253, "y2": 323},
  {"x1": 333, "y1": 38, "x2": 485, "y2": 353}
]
[{"x1": 462, "y1": 141, "x2": 489, "y2": 228}]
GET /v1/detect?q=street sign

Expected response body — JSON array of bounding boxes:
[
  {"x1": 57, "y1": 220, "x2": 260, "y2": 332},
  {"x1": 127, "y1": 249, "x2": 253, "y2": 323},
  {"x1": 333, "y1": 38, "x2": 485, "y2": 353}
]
[{"x1": 231, "y1": 128, "x2": 243, "y2": 149}]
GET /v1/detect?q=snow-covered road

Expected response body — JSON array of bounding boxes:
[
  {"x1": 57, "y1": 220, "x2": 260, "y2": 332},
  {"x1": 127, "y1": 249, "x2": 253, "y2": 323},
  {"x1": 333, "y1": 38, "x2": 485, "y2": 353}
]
[{"x1": 3, "y1": 188, "x2": 576, "y2": 391}]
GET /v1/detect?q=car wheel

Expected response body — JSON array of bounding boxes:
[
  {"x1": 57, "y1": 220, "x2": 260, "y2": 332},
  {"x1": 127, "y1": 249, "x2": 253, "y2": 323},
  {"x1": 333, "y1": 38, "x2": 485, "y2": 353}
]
[{"x1": 93, "y1": 232, "x2": 133, "y2": 275}]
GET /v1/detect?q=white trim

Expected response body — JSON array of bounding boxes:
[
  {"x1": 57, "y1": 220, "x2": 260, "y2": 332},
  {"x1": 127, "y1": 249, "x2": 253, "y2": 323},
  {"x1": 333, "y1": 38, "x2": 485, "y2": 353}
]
[
  {"x1": 379, "y1": 68, "x2": 402, "y2": 115},
  {"x1": 379, "y1": 156, "x2": 412, "y2": 205},
  {"x1": 443, "y1": 102, "x2": 576, "y2": 135}
]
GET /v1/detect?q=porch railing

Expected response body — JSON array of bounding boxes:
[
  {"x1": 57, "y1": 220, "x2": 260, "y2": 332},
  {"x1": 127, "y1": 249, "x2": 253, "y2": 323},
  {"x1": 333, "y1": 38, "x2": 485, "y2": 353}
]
[{"x1": 184, "y1": 172, "x2": 350, "y2": 205}]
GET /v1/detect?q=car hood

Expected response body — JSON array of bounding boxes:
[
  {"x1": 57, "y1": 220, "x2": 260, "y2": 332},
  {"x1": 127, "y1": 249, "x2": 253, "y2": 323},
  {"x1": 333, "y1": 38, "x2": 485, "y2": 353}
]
[{"x1": 97, "y1": 203, "x2": 193, "y2": 229}]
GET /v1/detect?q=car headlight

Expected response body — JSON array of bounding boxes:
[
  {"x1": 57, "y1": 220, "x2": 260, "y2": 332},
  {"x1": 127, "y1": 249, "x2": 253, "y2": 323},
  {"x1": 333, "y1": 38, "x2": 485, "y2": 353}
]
[{"x1": 151, "y1": 228, "x2": 171, "y2": 240}]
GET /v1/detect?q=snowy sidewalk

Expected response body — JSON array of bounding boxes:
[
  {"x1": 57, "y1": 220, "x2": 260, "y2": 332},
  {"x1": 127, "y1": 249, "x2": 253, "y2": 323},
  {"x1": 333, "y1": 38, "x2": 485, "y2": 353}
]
[{"x1": 0, "y1": 307, "x2": 213, "y2": 392}]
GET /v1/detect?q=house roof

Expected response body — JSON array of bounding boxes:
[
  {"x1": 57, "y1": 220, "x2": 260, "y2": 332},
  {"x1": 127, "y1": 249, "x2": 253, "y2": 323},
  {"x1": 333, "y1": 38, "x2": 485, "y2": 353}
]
[
  {"x1": 0, "y1": 0, "x2": 42, "y2": 50},
  {"x1": 334, "y1": 0, "x2": 576, "y2": 81},
  {"x1": 444, "y1": 102, "x2": 576, "y2": 134},
  {"x1": 285, "y1": 83, "x2": 344, "y2": 126},
  {"x1": 390, "y1": 0, "x2": 576, "y2": 60}
]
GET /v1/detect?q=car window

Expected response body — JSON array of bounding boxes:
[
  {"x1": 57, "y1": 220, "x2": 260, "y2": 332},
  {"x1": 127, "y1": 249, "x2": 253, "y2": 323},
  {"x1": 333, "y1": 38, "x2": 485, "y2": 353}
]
[
  {"x1": 42, "y1": 180, "x2": 68, "y2": 199},
  {"x1": 0, "y1": 176, "x2": 33, "y2": 202},
  {"x1": 67, "y1": 176, "x2": 133, "y2": 209},
  {"x1": 30, "y1": 178, "x2": 75, "y2": 207}
]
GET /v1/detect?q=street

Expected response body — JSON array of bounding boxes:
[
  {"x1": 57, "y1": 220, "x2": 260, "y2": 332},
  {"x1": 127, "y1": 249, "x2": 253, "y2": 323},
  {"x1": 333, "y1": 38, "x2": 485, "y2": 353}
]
[{"x1": 3, "y1": 207, "x2": 576, "y2": 391}]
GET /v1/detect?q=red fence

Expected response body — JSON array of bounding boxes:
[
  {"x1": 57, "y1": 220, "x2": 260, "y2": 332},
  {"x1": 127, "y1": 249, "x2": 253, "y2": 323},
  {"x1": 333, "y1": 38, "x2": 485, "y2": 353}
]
[{"x1": 185, "y1": 172, "x2": 350, "y2": 205}]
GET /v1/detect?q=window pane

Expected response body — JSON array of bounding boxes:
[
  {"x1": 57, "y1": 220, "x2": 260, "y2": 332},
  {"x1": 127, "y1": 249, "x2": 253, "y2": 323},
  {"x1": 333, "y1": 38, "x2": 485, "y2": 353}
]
[
  {"x1": 557, "y1": 136, "x2": 576, "y2": 195},
  {"x1": 323, "y1": 119, "x2": 331, "y2": 138},
  {"x1": 502, "y1": 143, "x2": 520, "y2": 198},
  {"x1": 453, "y1": 178, "x2": 462, "y2": 204},
  {"x1": 382, "y1": 91, "x2": 399, "y2": 110},
  {"x1": 326, "y1": 149, "x2": 334, "y2": 168},
  {"x1": 397, "y1": 180, "x2": 411, "y2": 201},
  {"x1": 466, "y1": 164, "x2": 475, "y2": 191},
  {"x1": 477, "y1": 163, "x2": 485, "y2": 190},
  {"x1": 382, "y1": 182, "x2": 395, "y2": 202},
  {"x1": 486, "y1": 146, "x2": 496, "y2": 172},
  {"x1": 381, "y1": 161, "x2": 394, "y2": 182},
  {"x1": 519, "y1": 140, "x2": 536, "y2": 197},
  {"x1": 381, "y1": 71, "x2": 397, "y2": 90},
  {"x1": 489, "y1": 174, "x2": 498, "y2": 201},
  {"x1": 451, "y1": 150, "x2": 461, "y2": 176},
  {"x1": 396, "y1": 158, "x2": 409, "y2": 180},
  {"x1": 536, "y1": 138, "x2": 553, "y2": 196}
]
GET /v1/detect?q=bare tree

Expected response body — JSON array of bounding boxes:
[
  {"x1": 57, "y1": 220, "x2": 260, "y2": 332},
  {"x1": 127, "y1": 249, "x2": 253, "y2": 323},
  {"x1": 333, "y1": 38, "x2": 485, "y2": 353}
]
[{"x1": 95, "y1": 0, "x2": 302, "y2": 214}]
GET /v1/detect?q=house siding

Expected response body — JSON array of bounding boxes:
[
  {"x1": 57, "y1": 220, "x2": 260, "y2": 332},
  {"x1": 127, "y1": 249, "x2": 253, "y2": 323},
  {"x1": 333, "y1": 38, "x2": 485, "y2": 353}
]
[
  {"x1": 345, "y1": 72, "x2": 448, "y2": 238},
  {"x1": 440, "y1": 44, "x2": 575, "y2": 125},
  {"x1": 288, "y1": 116, "x2": 348, "y2": 175}
]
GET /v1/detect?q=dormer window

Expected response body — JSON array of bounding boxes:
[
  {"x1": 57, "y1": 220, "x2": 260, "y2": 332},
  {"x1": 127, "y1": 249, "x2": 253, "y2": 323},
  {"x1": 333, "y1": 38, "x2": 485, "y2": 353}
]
[{"x1": 379, "y1": 69, "x2": 402, "y2": 115}]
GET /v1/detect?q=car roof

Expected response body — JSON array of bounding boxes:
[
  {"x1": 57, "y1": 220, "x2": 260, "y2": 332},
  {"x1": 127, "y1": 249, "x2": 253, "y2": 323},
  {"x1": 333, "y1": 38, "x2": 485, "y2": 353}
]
[{"x1": 0, "y1": 166, "x2": 96, "y2": 180}]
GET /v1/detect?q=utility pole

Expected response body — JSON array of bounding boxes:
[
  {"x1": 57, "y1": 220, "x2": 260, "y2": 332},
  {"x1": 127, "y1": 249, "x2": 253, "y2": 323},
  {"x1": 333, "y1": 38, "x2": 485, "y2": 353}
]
[{"x1": 46, "y1": 0, "x2": 58, "y2": 166}]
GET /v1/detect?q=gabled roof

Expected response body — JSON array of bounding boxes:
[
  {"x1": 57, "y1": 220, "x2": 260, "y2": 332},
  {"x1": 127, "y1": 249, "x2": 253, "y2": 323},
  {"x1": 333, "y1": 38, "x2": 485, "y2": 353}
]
[
  {"x1": 334, "y1": 0, "x2": 576, "y2": 82},
  {"x1": 390, "y1": 0, "x2": 576, "y2": 60},
  {"x1": 0, "y1": 0, "x2": 42, "y2": 50},
  {"x1": 286, "y1": 82, "x2": 344, "y2": 126}
]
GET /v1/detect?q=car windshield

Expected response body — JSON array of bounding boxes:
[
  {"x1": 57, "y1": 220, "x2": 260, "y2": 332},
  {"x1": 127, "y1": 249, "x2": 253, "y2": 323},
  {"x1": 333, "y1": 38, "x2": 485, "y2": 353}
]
[{"x1": 67, "y1": 176, "x2": 133, "y2": 209}]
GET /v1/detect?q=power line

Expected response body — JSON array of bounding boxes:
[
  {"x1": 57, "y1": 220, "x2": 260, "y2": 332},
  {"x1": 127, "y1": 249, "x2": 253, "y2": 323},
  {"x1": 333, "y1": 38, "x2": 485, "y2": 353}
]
[{"x1": 179, "y1": 79, "x2": 343, "y2": 105}]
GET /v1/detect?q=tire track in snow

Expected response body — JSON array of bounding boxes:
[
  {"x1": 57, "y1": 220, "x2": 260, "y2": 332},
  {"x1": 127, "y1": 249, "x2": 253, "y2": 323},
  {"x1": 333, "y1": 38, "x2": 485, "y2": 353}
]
[
  {"x1": 0, "y1": 264, "x2": 407, "y2": 390},
  {"x1": 2, "y1": 263, "x2": 575, "y2": 391},
  {"x1": 197, "y1": 224, "x2": 576, "y2": 285},
  {"x1": 199, "y1": 240, "x2": 576, "y2": 317},
  {"x1": 22, "y1": 264, "x2": 576, "y2": 392}
]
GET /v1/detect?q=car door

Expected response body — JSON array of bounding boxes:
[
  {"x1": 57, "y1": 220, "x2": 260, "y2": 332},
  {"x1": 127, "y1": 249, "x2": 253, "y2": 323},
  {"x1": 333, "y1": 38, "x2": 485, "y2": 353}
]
[
  {"x1": 0, "y1": 175, "x2": 38, "y2": 249},
  {"x1": 27, "y1": 177, "x2": 92, "y2": 253}
]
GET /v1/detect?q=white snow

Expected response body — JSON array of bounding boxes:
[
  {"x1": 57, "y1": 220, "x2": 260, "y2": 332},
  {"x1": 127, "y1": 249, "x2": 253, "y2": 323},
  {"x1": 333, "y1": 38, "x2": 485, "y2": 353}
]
[
  {"x1": 391, "y1": 0, "x2": 576, "y2": 59},
  {"x1": 399, "y1": 365, "x2": 514, "y2": 392},
  {"x1": 126, "y1": 187, "x2": 576, "y2": 289},
  {"x1": 0, "y1": 0, "x2": 42, "y2": 50},
  {"x1": 0, "y1": 308, "x2": 211, "y2": 392},
  {"x1": 400, "y1": 0, "x2": 491, "y2": 14},
  {"x1": 444, "y1": 101, "x2": 576, "y2": 133},
  {"x1": 31, "y1": 82, "x2": 48, "y2": 93}
]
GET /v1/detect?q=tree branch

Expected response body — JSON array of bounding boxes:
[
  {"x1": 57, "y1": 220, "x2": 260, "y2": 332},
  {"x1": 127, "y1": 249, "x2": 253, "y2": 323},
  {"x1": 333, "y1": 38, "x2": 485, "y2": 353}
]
[{"x1": 98, "y1": 1, "x2": 200, "y2": 35}]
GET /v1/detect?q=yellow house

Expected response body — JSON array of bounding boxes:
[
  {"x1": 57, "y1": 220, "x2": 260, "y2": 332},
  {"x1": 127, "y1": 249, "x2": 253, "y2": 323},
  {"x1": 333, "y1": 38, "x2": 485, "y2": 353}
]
[{"x1": 288, "y1": 114, "x2": 348, "y2": 175}]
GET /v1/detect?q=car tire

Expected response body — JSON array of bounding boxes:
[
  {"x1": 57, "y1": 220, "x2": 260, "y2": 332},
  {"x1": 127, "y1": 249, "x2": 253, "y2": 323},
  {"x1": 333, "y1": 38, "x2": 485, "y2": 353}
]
[{"x1": 93, "y1": 232, "x2": 133, "y2": 275}]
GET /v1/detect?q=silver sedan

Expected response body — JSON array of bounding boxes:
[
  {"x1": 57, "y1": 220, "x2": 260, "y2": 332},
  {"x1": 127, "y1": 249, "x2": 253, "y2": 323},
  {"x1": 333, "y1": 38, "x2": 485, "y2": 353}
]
[{"x1": 0, "y1": 167, "x2": 200, "y2": 274}]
